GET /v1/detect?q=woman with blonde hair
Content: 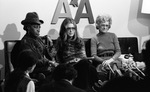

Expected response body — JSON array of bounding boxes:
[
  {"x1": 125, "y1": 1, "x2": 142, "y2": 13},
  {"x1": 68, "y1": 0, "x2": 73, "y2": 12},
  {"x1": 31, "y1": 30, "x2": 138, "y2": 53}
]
[{"x1": 91, "y1": 14, "x2": 122, "y2": 81}]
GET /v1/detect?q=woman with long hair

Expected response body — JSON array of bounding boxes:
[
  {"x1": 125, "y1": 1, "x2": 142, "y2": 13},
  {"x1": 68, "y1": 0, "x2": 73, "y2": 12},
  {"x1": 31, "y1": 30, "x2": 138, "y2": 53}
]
[
  {"x1": 55, "y1": 17, "x2": 100, "y2": 92},
  {"x1": 55, "y1": 17, "x2": 86, "y2": 64}
]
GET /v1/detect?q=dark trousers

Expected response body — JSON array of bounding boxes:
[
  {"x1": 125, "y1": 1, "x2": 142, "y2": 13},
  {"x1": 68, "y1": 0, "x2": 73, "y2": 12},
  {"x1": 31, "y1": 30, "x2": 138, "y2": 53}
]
[{"x1": 73, "y1": 59, "x2": 99, "y2": 92}]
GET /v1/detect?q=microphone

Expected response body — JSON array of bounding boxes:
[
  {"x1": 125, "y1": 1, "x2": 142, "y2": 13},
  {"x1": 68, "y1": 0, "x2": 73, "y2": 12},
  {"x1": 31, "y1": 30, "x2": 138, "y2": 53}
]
[
  {"x1": 107, "y1": 64, "x2": 115, "y2": 74},
  {"x1": 127, "y1": 57, "x2": 145, "y2": 77},
  {"x1": 113, "y1": 64, "x2": 123, "y2": 76},
  {"x1": 133, "y1": 65, "x2": 145, "y2": 77}
]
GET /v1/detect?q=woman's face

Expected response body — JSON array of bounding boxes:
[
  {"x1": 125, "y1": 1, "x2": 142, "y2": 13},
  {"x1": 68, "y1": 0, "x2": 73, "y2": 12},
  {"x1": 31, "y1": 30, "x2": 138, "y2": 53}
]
[
  {"x1": 65, "y1": 23, "x2": 76, "y2": 37},
  {"x1": 97, "y1": 21, "x2": 110, "y2": 33}
]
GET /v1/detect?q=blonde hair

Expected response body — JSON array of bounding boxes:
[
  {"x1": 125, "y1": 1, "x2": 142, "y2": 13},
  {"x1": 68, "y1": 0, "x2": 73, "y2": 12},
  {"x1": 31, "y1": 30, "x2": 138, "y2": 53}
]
[{"x1": 95, "y1": 14, "x2": 112, "y2": 29}]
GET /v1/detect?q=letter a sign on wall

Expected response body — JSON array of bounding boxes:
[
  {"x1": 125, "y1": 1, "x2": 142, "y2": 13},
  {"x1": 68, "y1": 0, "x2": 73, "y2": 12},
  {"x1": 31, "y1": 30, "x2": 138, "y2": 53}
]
[{"x1": 51, "y1": 0, "x2": 94, "y2": 24}]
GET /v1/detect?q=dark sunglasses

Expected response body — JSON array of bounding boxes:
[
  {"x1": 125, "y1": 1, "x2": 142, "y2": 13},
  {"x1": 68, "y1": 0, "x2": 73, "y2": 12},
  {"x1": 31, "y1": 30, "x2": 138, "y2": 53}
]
[{"x1": 66, "y1": 27, "x2": 76, "y2": 30}]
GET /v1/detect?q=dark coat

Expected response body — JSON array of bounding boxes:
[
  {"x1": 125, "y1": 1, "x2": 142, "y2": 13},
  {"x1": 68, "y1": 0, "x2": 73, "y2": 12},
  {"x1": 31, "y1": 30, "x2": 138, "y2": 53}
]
[{"x1": 38, "y1": 80, "x2": 86, "y2": 92}]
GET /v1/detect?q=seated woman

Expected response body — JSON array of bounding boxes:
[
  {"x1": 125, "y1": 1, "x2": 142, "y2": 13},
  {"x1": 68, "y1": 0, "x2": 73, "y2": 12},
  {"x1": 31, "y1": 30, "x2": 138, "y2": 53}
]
[
  {"x1": 91, "y1": 14, "x2": 123, "y2": 82},
  {"x1": 55, "y1": 17, "x2": 87, "y2": 64},
  {"x1": 55, "y1": 17, "x2": 100, "y2": 92}
]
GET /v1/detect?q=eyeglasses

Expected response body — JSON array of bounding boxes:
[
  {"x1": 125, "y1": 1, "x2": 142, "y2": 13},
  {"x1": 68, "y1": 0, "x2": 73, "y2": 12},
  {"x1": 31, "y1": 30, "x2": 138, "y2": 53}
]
[
  {"x1": 100, "y1": 24, "x2": 109, "y2": 27},
  {"x1": 66, "y1": 27, "x2": 75, "y2": 30}
]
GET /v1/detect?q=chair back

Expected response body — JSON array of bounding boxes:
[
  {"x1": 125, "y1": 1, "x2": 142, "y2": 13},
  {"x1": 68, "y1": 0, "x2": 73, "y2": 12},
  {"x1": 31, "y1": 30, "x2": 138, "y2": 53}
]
[{"x1": 4, "y1": 40, "x2": 20, "y2": 78}]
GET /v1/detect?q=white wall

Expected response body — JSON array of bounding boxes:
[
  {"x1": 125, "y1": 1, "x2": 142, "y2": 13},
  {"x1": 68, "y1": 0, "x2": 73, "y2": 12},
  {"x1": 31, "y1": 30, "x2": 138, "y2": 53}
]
[{"x1": 0, "y1": 0, "x2": 150, "y2": 79}]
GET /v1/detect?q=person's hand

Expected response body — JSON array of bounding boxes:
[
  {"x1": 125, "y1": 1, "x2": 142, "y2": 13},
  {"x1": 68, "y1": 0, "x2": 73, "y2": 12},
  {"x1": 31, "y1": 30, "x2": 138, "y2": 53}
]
[
  {"x1": 53, "y1": 62, "x2": 59, "y2": 67},
  {"x1": 102, "y1": 58, "x2": 114, "y2": 66},
  {"x1": 49, "y1": 60, "x2": 59, "y2": 67},
  {"x1": 32, "y1": 78, "x2": 38, "y2": 83}
]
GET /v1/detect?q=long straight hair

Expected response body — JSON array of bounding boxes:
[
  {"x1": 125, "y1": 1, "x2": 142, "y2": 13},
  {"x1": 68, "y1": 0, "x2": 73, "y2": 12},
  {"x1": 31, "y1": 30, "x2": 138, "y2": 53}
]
[
  {"x1": 59, "y1": 17, "x2": 79, "y2": 42},
  {"x1": 56, "y1": 17, "x2": 84, "y2": 57}
]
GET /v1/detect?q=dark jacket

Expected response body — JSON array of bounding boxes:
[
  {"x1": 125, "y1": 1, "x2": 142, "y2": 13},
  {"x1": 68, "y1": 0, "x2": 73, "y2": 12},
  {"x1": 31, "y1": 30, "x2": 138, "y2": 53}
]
[
  {"x1": 56, "y1": 37, "x2": 86, "y2": 64},
  {"x1": 38, "y1": 80, "x2": 86, "y2": 92},
  {"x1": 11, "y1": 34, "x2": 54, "y2": 74}
]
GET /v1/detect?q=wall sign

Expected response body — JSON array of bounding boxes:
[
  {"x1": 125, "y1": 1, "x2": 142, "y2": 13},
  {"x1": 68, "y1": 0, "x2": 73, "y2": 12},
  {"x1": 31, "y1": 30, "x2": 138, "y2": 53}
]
[{"x1": 51, "y1": 0, "x2": 94, "y2": 24}]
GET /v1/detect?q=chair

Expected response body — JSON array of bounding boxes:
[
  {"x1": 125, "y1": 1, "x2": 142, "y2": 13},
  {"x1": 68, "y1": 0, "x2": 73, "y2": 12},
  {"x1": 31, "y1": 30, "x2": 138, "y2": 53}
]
[
  {"x1": 118, "y1": 37, "x2": 139, "y2": 61},
  {"x1": 4, "y1": 40, "x2": 20, "y2": 78}
]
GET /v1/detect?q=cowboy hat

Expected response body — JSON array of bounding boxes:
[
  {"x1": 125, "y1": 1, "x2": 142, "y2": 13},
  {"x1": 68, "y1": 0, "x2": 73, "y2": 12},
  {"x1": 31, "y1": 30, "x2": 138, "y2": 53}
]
[{"x1": 21, "y1": 12, "x2": 44, "y2": 25}]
